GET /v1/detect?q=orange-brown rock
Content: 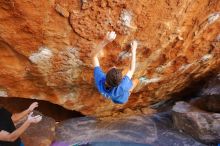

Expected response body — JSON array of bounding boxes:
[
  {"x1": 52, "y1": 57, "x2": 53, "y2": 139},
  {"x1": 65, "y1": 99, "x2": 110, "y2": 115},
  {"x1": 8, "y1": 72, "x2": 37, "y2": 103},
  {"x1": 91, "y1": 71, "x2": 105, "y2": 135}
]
[{"x1": 0, "y1": 0, "x2": 219, "y2": 117}]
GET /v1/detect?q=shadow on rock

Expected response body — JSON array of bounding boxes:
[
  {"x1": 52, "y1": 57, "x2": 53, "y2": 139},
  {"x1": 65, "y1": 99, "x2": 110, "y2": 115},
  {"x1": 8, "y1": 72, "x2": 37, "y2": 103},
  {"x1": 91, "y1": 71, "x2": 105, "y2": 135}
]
[{"x1": 54, "y1": 112, "x2": 205, "y2": 146}]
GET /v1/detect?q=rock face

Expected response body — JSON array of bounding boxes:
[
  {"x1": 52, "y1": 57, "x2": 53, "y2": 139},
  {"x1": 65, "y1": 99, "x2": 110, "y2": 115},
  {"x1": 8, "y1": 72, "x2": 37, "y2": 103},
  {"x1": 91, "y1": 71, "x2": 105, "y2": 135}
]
[
  {"x1": 55, "y1": 112, "x2": 205, "y2": 146},
  {"x1": 172, "y1": 74, "x2": 220, "y2": 144},
  {"x1": 172, "y1": 101, "x2": 220, "y2": 144},
  {"x1": 191, "y1": 95, "x2": 220, "y2": 113},
  {"x1": 198, "y1": 73, "x2": 220, "y2": 96},
  {"x1": 191, "y1": 73, "x2": 220, "y2": 113},
  {"x1": 0, "y1": 0, "x2": 219, "y2": 116}
]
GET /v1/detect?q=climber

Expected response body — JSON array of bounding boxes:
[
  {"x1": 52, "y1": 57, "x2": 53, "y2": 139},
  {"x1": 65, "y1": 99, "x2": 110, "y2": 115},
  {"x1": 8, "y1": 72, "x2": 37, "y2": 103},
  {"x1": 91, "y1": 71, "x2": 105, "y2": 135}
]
[
  {"x1": 92, "y1": 31, "x2": 138, "y2": 104},
  {"x1": 0, "y1": 102, "x2": 42, "y2": 146}
]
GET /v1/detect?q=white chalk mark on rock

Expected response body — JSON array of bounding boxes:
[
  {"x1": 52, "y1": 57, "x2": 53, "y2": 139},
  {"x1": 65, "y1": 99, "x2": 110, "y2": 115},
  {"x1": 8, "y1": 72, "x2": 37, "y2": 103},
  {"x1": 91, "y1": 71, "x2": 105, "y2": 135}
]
[
  {"x1": 29, "y1": 47, "x2": 53, "y2": 86},
  {"x1": 82, "y1": 0, "x2": 88, "y2": 3},
  {"x1": 178, "y1": 63, "x2": 193, "y2": 72},
  {"x1": 139, "y1": 77, "x2": 161, "y2": 85},
  {"x1": 195, "y1": 12, "x2": 220, "y2": 38},
  {"x1": 29, "y1": 47, "x2": 53, "y2": 64},
  {"x1": 155, "y1": 61, "x2": 172, "y2": 73},
  {"x1": 51, "y1": 47, "x2": 85, "y2": 85},
  {"x1": 0, "y1": 89, "x2": 8, "y2": 97},
  {"x1": 30, "y1": 95, "x2": 39, "y2": 99},
  {"x1": 200, "y1": 54, "x2": 213, "y2": 62},
  {"x1": 120, "y1": 9, "x2": 132, "y2": 27},
  {"x1": 208, "y1": 12, "x2": 220, "y2": 24},
  {"x1": 118, "y1": 51, "x2": 131, "y2": 60}
]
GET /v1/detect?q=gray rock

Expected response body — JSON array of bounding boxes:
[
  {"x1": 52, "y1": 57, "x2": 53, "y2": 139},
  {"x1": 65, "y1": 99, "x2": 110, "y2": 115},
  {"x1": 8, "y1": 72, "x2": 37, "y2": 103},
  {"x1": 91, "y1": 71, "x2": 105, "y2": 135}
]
[
  {"x1": 55, "y1": 112, "x2": 205, "y2": 146},
  {"x1": 172, "y1": 101, "x2": 220, "y2": 144},
  {"x1": 18, "y1": 111, "x2": 56, "y2": 146},
  {"x1": 191, "y1": 95, "x2": 220, "y2": 113},
  {"x1": 199, "y1": 73, "x2": 220, "y2": 96}
]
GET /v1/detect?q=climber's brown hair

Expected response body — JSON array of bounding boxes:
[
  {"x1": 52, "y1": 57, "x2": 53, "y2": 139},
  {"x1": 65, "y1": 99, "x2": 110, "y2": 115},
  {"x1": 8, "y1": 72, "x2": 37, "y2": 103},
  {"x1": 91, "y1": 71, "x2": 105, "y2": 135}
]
[{"x1": 105, "y1": 68, "x2": 122, "y2": 89}]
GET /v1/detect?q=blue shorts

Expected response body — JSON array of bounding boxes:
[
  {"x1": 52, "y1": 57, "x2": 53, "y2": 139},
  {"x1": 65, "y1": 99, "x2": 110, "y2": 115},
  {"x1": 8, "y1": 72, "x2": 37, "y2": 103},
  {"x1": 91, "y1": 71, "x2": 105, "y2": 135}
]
[{"x1": 20, "y1": 142, "x2": 24, "y2": 146}]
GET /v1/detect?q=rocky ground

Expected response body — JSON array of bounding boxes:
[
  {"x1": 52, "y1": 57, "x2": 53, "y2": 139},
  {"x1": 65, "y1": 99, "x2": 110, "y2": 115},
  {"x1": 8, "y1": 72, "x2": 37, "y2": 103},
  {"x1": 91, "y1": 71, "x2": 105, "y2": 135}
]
[
  {"x1": 54, "y1": 112, "x2": 206, "y2": 146},
  {"x1": 0, "y1": 0, "x2": 219, "y2": 116}
]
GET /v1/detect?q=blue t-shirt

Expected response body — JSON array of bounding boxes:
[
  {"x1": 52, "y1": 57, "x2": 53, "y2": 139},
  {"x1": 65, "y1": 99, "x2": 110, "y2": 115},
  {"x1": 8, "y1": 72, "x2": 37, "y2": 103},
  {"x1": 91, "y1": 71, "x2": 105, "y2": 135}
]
[{"x1": 94, "y1": 67, "x2": 133, "y2": 104}]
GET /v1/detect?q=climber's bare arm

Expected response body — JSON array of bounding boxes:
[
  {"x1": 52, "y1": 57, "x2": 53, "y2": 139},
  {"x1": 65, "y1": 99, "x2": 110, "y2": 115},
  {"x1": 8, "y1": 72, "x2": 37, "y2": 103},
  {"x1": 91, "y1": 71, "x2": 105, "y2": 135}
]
[
  {"x1": 92, "y1": 56, "x2": 100, "y2": 67},
  {"x1": 126, "y1": 40, "x2": 138, "y2": 79},
  {"x1": 92, "y1": 31, "x2": 116, "y2": 67},
  {"x1": 92, "y1": 40, "x2": 108, "y2": 67}
]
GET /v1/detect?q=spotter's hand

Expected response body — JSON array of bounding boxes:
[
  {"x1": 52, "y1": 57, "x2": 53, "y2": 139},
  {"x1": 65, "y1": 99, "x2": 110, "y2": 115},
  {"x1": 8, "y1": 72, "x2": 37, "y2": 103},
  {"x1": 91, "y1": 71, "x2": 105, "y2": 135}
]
[
  {"x1": 28, "y1": 102, "x2": 38, "y2": 112},
  {"x1": 27, "y1": 112, "x2": 42, "y2": 124}
]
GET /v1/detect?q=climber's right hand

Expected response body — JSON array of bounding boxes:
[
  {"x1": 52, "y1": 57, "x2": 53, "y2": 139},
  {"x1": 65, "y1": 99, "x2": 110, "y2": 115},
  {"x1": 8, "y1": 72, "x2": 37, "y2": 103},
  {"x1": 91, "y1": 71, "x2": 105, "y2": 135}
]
[{"x1": 104, "y1": 31, "x2": 116, "y2": 42}]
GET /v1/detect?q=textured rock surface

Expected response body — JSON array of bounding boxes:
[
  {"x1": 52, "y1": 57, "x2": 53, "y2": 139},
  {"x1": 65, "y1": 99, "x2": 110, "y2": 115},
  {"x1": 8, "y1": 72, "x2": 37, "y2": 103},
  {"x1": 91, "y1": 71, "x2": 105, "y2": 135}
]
[
  {"x1": 191, "y1": 73, "x2": 220, "y2": 113},
  {"x1": 0, "y1": 0, "x2": 219, "y2": 116},
  {"x1": 55, "y1": 112, "x2": 205, "y2": 146},
  {"x1": 198, "y1": 73, "x2": 220, "y2": 96},
  {"x1": 172, "y1": 101, "x2": 220, "y2": 144},
  {"x1": 17, "y1": 111, "x2": 56, "y2": 146},
  {"x1": 191, "y1": 95, "x2": 220, "y2": 113}
]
